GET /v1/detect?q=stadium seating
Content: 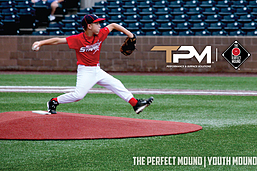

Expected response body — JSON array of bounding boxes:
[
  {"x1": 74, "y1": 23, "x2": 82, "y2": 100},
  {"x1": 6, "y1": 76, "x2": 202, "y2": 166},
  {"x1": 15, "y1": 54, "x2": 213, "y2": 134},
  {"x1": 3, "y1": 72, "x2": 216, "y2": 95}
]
[
  {"x1": 153, "y1": 0, "x2": 169, "y2": 8},
  {"x1": 208, "y1": 22, "x2": 226, "y2": 31},
  {"x1": 216, "y1": 0, "x2": 232, "y2": 8},
  {"x1": 195, "y1": 29, "x2": 211, "y2": 36},
  {"x1": 94, "y1": 0, "x2": 257, "y2": 36},
  {"x1": 200, "y1": 0, "x2": 216, "y2": 7},
  {"x1": 156, "y1": 14, "x2": 173, "y2": 23},
  {"x1": 109, "y1": 7, "x2": 125, "y2": 16},
  {"x1": 224, "y1": 22, "x2": 243, "y2": 32},
  {"x1": 2, "y1": 14, "x2": 20, "y2": 35},
  {"x1": 0, "y1": 0, "x2": 79, "y2": 35},
  {"x1": 161, "y1": 30, "x2": 178, "y2": 35},
  {"x1": 172, "y1": 14, "x2": 190, "y2": 23},
  {"x1": 158, "y1": 22, "x2": 176, "y2": 32},
  {"x1": 138, "y1": 1, "x2": 153, "y2": 9},
  {"x1": 62, "y1": 14, "x2": 79, "y2": 23},
  {"x1": 202, "y1": 7, "x2": 219, "y2": 15},
  {"x1": 249, "y1": 1, "x2": 257, "y2": 7},
  {"x1": 127, "y1": 22, "x2": 143, "y2": 31},
  {"x1": 174, "y1": 22, "x2": 192, "y2": 31},
  {"x1": 141, "y1": 22, "x2": 159, "y2": 32},
  {"x1": 191, "y1": 22, "x2": 209, "y2": 31},
  {"x1": 124, "y1": 7, "x2": 140, "y2": 15},
  {"x1": 221, "y1": 14, "x2": 239, "y2": 23},
  {"x1": 184, "y1": 0, "x2": 200, "y2": 8},
  {"x1": 18, "y1": 7, "x2": 36, "y2": 28},
  {"x1": 94, "y1": 1, "x2": 108, "y2": 8},
  {"x1": 108, "y1": 14, "x2": 125, "y2": 23},
  {"x1": 2, "y1": 0, "x2": 257, "y2": 36},
  {"x1": 238, "y1": 14, "x2": 255, "y2": 23},
  {"x1": 246, "y1": 30, "x2": 257, "y2": 35},
  {"x1": 155, "y1": 7, "x2": 172, "y2": 15},
  {"x1": 188, "y1": 14, "x2": 205, "y2": 22},
  {"x1": 32, "y1": 1, "x2": 50, "y2": 24},
  {"x1": 241, "y1": 21, "x2": 257, "y2": 31},
  {"x1": 124, "y1": 14, "x2": 141, "y2": 23},
  {"x1": 211, "y1": 30, "x2": 228, "y2": 36},
  {"x1": 62, "y1": 0, "x2": 80, "y2": 11}
]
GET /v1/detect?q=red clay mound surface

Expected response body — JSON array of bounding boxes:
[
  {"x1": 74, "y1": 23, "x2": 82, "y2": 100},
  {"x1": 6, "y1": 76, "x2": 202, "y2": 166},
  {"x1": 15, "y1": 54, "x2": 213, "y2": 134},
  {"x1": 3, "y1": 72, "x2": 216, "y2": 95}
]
[{"x1": 0, "y1": 111, "x2": 202, "y2": 140}]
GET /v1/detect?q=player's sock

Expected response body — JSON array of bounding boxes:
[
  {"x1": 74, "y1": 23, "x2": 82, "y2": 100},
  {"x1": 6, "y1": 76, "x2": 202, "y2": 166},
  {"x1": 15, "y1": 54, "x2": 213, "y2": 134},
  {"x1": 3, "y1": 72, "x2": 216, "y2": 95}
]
[
  {"x1": 129, "y1": 97, "x2": 138, "y2": 106},
  {"x1": 52, "y1": 97, "x2": 58, "y2": 102}
]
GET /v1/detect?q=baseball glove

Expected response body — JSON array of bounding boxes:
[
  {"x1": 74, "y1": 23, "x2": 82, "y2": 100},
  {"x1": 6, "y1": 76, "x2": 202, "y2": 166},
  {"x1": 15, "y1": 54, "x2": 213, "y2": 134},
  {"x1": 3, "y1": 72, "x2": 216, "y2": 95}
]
[{"x1": 120, "y1": 34, "x2": 136, "y2": 56}]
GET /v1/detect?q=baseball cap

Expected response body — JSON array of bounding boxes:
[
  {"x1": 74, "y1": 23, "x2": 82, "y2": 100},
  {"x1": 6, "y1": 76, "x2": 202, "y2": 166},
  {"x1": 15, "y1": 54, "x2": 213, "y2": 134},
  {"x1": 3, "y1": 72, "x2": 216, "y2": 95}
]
[{"x1": 81, "y1": 14, "x2": 105, "y2": 29}]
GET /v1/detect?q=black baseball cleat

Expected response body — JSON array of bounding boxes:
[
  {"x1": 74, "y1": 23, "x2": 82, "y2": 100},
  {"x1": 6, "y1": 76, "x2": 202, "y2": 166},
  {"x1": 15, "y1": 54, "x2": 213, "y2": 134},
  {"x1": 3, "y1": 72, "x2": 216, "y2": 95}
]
[
  {"x1": 47, "y1": 98, "x2": 59, "y2": 114},
  {"x1": 133, "y1": 97, "x2": 154, "y2": 114}
]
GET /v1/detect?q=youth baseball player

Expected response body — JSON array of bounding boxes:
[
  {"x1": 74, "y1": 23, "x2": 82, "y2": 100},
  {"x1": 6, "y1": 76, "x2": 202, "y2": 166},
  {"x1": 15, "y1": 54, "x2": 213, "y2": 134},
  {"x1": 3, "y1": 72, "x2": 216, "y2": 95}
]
[{"x1": 32, "y1": 14, "x2": 154, "y2": 114}]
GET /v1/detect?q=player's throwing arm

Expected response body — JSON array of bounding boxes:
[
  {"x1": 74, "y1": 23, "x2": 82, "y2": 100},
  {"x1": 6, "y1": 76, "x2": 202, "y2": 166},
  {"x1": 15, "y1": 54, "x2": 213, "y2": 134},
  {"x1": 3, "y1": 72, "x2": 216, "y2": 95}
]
[{"x1": 32, "y1": 38, "x2": 67, "y2": 51}]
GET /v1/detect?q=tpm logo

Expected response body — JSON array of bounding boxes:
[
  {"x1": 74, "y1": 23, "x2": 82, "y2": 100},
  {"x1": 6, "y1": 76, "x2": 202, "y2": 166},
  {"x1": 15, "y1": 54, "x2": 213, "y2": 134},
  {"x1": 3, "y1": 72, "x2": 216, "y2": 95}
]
[
  {"x1": 222, "y1": 40, "x2": 251, "y2": 70},
  {"x1": 151, "y1": 46, "x2": 212, "y2": 64}
]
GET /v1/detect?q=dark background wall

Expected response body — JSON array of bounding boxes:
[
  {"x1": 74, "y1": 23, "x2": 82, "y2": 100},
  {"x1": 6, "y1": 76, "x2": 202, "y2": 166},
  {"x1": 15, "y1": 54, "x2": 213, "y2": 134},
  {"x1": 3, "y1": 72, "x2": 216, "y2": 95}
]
[{"x1": 0, "y1": 35, "x2": 256, "y2": 73}]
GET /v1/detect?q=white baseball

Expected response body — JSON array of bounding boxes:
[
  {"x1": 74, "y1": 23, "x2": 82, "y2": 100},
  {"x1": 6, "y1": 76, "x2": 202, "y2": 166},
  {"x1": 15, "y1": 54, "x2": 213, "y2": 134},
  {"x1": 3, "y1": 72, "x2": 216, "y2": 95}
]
[{"x1": 32, "y1": 45, "x2": 39, "y2": 51}]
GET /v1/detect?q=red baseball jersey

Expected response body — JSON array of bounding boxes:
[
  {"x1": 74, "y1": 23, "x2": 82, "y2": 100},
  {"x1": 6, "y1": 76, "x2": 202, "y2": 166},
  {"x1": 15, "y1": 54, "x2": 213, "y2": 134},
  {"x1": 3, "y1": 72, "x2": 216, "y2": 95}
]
[{"x1": 66, "y1": 27, "x2": 109, "y2": 66}]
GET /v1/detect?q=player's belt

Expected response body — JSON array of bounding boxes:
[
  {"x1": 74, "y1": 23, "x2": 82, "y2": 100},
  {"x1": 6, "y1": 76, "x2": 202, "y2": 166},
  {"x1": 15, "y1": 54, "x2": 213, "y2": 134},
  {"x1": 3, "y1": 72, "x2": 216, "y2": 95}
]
[
  {"x1": 78, "y1": 63, "x2": 100, "y2": 67},
  {"x1": 89, "y1": 63, "x2": 100, "y2": 67}
]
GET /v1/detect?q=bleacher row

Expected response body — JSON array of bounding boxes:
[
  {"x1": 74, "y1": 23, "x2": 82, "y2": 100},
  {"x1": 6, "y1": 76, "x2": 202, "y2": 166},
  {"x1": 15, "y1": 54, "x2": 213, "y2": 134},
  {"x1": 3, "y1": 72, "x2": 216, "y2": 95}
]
[
  {"x1": 0, "y1": 0, "x2": 79, "y2": 35},
  {"x1": 2, "y1": 0, "x2": 257, "y2": 36}
]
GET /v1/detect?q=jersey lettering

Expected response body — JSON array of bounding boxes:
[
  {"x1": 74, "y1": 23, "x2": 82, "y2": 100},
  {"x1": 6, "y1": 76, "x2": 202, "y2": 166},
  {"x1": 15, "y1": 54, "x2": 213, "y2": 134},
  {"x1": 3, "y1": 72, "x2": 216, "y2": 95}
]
[{"x1": 79, "y1": 40, "x2": 102, "y2": 54}]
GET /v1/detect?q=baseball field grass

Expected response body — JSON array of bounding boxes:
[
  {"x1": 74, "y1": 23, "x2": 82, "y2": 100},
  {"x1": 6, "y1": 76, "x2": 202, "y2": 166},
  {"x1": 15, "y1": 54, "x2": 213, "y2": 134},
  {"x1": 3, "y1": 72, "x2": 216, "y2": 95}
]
[{"x1": 0, "y1": 73, "x2": 257, "y2": 170}]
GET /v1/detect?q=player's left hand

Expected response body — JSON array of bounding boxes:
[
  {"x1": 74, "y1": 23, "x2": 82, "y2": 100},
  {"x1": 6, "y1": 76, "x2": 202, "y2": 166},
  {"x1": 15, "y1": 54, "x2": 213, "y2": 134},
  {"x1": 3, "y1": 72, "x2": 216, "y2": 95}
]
[{"x1": 120, "y1": 34, "x2": 136, "y2": 56}]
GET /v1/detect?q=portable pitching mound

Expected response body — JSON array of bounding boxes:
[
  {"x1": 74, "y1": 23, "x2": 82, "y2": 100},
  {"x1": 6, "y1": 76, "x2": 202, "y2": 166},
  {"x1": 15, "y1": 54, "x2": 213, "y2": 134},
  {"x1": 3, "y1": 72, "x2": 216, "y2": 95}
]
[{"x1": 0, "y1": 111, "x2": 202, "y2": 140}]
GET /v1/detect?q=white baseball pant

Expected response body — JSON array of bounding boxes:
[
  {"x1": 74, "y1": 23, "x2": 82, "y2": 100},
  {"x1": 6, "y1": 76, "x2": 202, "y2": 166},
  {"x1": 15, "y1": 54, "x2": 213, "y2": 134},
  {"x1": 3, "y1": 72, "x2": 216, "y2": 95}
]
[{"x1": 57, "y1": 64, "x2": 134, "y2": 104}]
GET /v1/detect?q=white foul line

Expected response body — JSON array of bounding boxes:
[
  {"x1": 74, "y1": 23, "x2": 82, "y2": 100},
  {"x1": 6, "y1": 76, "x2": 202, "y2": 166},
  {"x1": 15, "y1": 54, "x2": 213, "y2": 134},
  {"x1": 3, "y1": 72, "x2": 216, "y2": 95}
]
[{"x1": 0, "y1": 86, "x2": 257, "y2": 96}]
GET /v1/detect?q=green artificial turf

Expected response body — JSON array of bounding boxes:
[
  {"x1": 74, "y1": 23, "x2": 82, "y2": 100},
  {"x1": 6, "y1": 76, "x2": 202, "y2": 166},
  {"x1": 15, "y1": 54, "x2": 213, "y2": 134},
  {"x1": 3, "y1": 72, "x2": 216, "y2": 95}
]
[
  {"x1": 0, "y1": 74, "x2": 256, "y2": 170},
  {"x1": 1, "y1": 74, "x2": 257, "y2": 90}
]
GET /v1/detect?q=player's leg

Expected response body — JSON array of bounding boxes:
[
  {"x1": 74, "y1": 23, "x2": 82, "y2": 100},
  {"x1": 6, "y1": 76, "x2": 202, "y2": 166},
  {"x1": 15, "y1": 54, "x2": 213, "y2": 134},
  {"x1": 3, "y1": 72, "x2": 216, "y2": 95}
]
[
  {"x1": 96, "y1": 69, "x2": 154, "y2": 114},
  {"x1": 97, "y1": 69, "x2": 133, "y2": 102},
  {"x1": 57, "y1": 66, "x2": 97, "y2": 103},
  {"x1": 47, "y1": 65, "x2": 97, "y2": 114}
]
